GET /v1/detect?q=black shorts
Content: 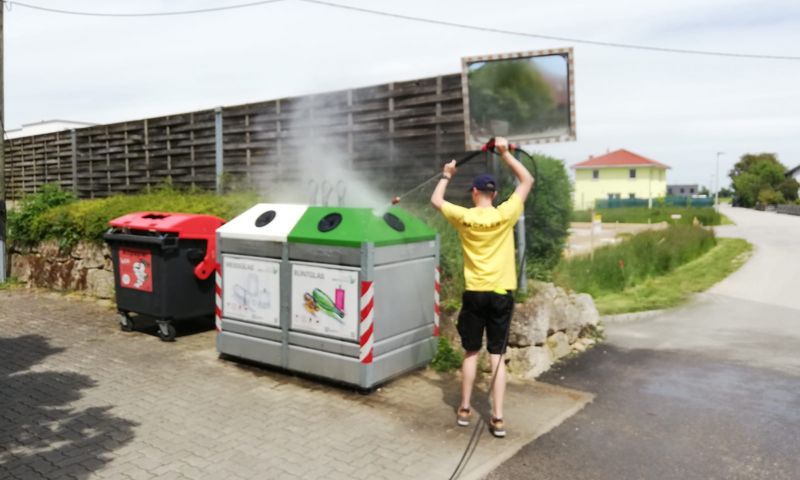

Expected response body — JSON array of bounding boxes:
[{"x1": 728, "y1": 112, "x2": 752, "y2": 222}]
[{"x1": 457, "y1": 290, "x2": 514, "y2": 355}]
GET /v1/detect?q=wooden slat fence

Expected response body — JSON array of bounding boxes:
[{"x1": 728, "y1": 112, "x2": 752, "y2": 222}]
[{"x1": 4, "y1": 73, "x2": 489, "y2": 202}]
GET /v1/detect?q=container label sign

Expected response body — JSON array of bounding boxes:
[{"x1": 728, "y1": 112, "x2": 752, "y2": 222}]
[
  {"x1": 222, "y1": 255, "x2": 281, "y2": 327},
  {"x1": 118, "y1": 248, "x2": 153, "y2": 292},
  {"x1": 291, "y1": 263, "x2": 359, "y2": 341}
]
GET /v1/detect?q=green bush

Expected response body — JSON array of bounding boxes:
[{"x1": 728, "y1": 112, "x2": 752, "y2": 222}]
[
  {"x1": 430, "y1": 336, "x2": 464, "y2": 372},
  {"x1": 571, "y1": 206, "x2": 723, "y2": 226},
  {"x1": 554, "y1": 224, "x2": 716, "y2": 296},
  {"x1": 758, "y1": 187, "x2": 785, "y2": 206},
  {"x1": 405, "y1": 205, "x2": 464, "y2": 312},
  {"x1": 518, "y1": 154, "x2": 573, "y2": 280},
  {"x1": 7, "y1": 184, "x2": 76, "y2": 247},
  {"x1": 8, "y1": 185, "x2": 258, "y2": 249}
]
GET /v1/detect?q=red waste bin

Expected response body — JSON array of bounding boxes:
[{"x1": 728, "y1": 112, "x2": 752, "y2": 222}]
[{"x1": 103, "y1": 212, "x2": 225, "y2": 341}]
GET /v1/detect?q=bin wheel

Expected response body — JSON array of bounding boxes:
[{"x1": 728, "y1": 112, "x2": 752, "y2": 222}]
[
  {"x1": 118, "y1": 313, "x2": 134, "y2": 332},
  {"x1": 157, "y1": 322, "x2": 177, "y2": 342}
]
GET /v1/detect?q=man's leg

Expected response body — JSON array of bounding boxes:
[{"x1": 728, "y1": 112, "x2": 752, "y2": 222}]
[
  {"x1": 485, "y1": 292, "x2": 512, "y2": 436},
  {"x1": 460, "y1": 350, "x2": 480, "y2": 410},
  {"x1": 489, "y1": 353, "x2": 506, "y2": 420}
]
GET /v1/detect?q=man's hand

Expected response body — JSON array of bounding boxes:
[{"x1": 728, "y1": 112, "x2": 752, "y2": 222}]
[
  {"x1": 494, "y1": 136, "x2": 510, "y2": 155},
  {"x1": 494, "y1": 137, "x2": 534, "y2": 202},
  {"x1": 443, "y1": 159, "x2": 457, "y2": 178},
  {"x1": 432, "y1": 159, "x2": 457, "y2": 210}
]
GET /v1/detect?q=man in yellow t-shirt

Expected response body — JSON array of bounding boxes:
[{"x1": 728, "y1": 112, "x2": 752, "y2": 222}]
[{"x1": 431, "y1": 137, "x2": 534, "y2": 438}]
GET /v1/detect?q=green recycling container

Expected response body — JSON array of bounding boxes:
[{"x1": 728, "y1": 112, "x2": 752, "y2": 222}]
[{"x1": 285, "y1": 206, "x2": 439, "y2": 390}]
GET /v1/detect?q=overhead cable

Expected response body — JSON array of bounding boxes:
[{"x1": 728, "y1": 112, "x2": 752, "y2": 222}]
[
  {"x1": 7, "y1": 0, "x2": 286, "y2": 17},
  {"x1": 8, "y1": 0, "x2": 800, "y2": 61},
  {"x1": 299, "y1": 0, "x2": 800, "y2": 61}
]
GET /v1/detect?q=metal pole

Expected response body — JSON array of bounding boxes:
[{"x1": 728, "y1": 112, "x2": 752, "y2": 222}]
[
  {"x1": 715, "y1": 152, "x2": 724, "y2": 211},
  {"x1": 215, "y1": 106, "x2": 223, "y2": 194},
  {"x1": 515, "y1": 201, "x2": 527, "y2": 294},
  {"x1": 71, "y1": 129, "x2": 77, "y2": 196},
  {"x1": 514, "y1": 151, "x2": 527, "y2": 294},
  {"x1": 1, "y1": 4, "x2": 7, "y2": 282}
]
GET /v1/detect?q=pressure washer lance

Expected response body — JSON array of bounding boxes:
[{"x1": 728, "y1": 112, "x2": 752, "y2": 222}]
[{"x1": 389, "y1": 138, "x2": 518, "y2": 206}]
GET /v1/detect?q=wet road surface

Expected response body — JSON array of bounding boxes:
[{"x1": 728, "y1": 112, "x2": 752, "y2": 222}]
[{"x1": 489, "y1": 206, "x2": 800, "y2": 479}]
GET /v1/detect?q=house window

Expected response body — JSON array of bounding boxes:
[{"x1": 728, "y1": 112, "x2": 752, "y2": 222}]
[
  {"x1": 629, "y1": 193, "x2": 636, "y2": 199},
  {"x1": 629, "y1": 169, "x2": 636, "y2": 179},
  {"x1": 680, "y1": 188, "x2": 685, "y2": 194},
  {"x1": 592, "y1": 169, "x2": 599, "y2": 180}
]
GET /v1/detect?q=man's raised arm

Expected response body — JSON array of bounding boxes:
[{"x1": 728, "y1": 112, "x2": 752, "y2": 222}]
[
  {"x1": 431, "y1": 159, "x2": 457, "y2": 211},
  {"x1": 495, "y1": 137, "x2": 534, "y2": 202}
]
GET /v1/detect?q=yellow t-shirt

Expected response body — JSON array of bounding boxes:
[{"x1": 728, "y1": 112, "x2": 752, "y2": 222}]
[{"x1": 440, "y1": 193, "x2": 524, "y2": 291}]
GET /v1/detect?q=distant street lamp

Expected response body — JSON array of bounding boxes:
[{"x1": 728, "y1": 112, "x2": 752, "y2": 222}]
[{"x1": 716, "y1": 152, "x2": 725, "y2": 210}]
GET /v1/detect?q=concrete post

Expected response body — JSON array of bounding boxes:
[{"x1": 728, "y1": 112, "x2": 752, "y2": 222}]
[
  {"x1": 215, "y1": 106, "x2": 224, "y2": 194},
  {"x1": 71, "y1": 129, "x2": 78, "y2": 196}
]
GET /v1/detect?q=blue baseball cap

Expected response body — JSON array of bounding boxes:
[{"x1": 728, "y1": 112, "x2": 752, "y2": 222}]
[{"x1": 471, "y1": 173, "x2": 497, "y2": 192}]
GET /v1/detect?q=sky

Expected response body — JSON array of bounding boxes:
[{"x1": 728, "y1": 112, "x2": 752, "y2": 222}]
[{"x1": 5, "y1": 0, "x2": 800, "y2": 189}]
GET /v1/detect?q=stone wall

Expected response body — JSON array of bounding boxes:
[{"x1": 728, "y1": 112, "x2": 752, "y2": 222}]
[
  {"x1": 505, "y1": 282, "x2": 600, "y2": 378},
  {"x1": 10, "y1": 241, "x2": 115, "y2": 299}
]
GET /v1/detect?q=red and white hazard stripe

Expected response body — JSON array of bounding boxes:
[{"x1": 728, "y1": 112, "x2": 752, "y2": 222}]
[
  {"x1": 215, "y1": 267, "x2": 222, "y2": 332},
  {"x1": 434, "y1": 266, "x2": 440, "y2": 337},
  {"x1": 359, "y1": 281, "x2": 375, "y2": 364}
]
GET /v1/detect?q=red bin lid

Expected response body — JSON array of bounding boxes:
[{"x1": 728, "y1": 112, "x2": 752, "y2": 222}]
[{"x1": 108, "y1": 212, "x2": 225, "y2": 240}]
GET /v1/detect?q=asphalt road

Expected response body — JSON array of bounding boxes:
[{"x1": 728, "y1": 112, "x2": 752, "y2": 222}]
[{"x1": 488, "y1": 206, "x2": 800, "y2": 480}]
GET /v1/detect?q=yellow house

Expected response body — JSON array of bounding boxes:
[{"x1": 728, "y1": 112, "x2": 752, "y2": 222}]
[{"x1": 572, "y1": 149, "x2": 669, "y2": 210}]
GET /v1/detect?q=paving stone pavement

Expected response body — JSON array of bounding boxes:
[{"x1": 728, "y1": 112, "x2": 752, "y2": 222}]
[{"x1": 0, "y1": 289, "x2": 591, "y2": 480}]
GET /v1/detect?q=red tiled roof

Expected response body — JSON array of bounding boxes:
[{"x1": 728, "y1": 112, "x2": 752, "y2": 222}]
[{"x1": 572, "y1": 149, "x2": 670, "y2": 169}]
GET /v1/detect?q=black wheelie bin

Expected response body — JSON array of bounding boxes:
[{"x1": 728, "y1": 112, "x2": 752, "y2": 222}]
[{"x1": 103, "y1": 212, "x2": 225, "y2": 341}]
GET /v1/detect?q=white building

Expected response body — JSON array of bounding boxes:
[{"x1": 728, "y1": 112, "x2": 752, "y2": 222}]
[{"x1": 7, "y1": 120, "x2": 95, "y2": 140}]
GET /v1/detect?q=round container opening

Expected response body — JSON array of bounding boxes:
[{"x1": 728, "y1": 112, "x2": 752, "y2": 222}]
[
  {"x1": 318, "y1": 213, "x2": 343, "y2": 232},
  {"x1": 383, "y1": 213, "x2": 405, "y2": 232},
  {"x1": 255, "y1": 210, "x2": 277, "y2": 228}
]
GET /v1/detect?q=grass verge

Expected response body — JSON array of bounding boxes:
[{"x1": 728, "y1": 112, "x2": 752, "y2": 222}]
[
  {"x1": 0, "y1": 277, "x2": 21, "y2": 290},
  {"x1": 571, "y1": 206, "x2": 727, "y2": 226},
  {"x1": 719, "y1": 213, "x2": 735, "y2": 225},
  {"x1": 556, "y1": 225, "x2": 717, "y2": 296},
  {"x1": 594, "y1": 238, "x2": 752, "y2": 315}
]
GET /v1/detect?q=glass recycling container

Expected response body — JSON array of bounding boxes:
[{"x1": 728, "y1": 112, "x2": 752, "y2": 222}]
[
  {"x1": 215, "y1": 203, "x2": 309, "y2": 368},
  {"x1": 216, "y1": 204, "x2": 440, "y2": 390}
]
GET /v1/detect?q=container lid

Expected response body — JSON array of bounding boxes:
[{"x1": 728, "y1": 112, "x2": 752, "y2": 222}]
[
  {"x1": 216, "y1": 203, "x2": 309, "y2": 242},
  {"x1": 287, "y1": 206, "x2": 436, "y2": 247},
  {"x1": 109, "y1": 212, "x2": 225, "y2": 238}
]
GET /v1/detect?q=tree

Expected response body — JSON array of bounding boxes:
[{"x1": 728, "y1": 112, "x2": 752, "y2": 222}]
[
  {"x1": 729, "y1": 153, "x2": 791, "y2": 207},
  {"x1": 758, "y1": 187, "x2": 785, "y2": 206},
  {"x1": 777, "y1": 178, "x2": 800, "y2": 202}
]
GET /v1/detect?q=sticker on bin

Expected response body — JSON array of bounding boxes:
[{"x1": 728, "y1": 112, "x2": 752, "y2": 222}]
[
  {"x1": 222, "y1": 255, "x2": 281, "y2": 327},
  {"x1": 291, "y1": 264, "x2": 358, "y2": 341},
  {"x1": 118, "y1": 248, "x2": 153, "y2": 292}
]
